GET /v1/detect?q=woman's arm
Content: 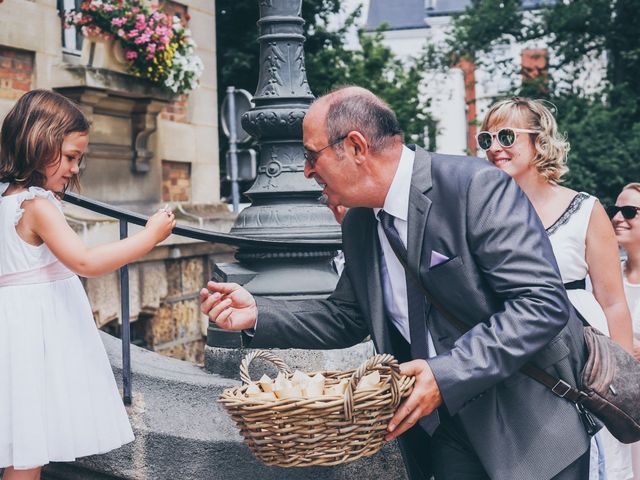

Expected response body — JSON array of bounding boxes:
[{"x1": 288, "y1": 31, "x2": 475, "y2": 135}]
[
  {"x1": 585, "y1": 200, "x2": 634, "y2": 353},
  {"x1": 24, "y1": 197, "x2": 175, "y2": 277}
]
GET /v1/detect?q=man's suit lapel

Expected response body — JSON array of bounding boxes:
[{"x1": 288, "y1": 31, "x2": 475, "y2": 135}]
[
  {"x1": 362, "y1": 210, "x2": 392, "y2": 354},
  {"x1": 407, "y1": 146, "x2": 433, "y2": 273}
]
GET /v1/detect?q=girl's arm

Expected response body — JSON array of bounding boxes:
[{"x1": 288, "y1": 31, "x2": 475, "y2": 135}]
[
  {"x1": 24, "y1": 197, "x2": 175, "y2": 277},
  {"x1": 586, "y1": 200, "x2": 634, "y2": 353}
]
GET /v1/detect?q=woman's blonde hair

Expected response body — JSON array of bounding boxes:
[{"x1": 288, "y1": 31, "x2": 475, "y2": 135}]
[
  {"x1": 622, "y1": 182, "x2": 640, "y2": 195},
  {"x1": 481, "y1": 97, "x2": 570, "y2": 182},
  {"x1": 0, "y1": 89, "x2": 90, "y2": 194}
]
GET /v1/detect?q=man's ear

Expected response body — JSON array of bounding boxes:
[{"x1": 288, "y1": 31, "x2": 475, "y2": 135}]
[{"x1": 345, "y1": 131, "x2": 368, "y2": 164}]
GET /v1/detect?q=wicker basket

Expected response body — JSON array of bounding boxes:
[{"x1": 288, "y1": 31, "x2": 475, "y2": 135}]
[{"x1": 219, "y1": 350, "x2": 415, "y2": 467}]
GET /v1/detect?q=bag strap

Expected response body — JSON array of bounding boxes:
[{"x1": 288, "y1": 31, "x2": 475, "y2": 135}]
[{"x1": 391, "y1": 249, "x2": 588, "y2": 405}]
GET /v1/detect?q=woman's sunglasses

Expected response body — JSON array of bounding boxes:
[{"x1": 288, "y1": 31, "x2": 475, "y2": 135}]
[
  {"x1": 476, "y1": 127, "x2": 540, "y2": 151},
  {"x1": 607, "y1": 205, "x2": 640, "y2": 220}
]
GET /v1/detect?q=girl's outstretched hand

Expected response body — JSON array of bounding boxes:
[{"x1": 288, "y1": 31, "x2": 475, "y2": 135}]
[{"x1": 145, "y1": 206, "x2": 176, "y2": 243}]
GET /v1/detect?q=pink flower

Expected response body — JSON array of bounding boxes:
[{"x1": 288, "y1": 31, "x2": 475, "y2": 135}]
[
  {"x1": 128, "y1": 29, "x2": 139, "y2": 38},
  {"x1": 111, "y1": 17, "x2": 126, "y2": 27},
  {"x1": 125, "y1": 50, "x2": 138, "y2": 60},
  {"x1": 117, "y1": 28, "x2": 125, "y2": 37},
  {"x1": 147, "y1": 43, "x2": 156, "y2": 54},
  {"x1": 103, "y1": 4, "x2": 113, "y2": 12}
]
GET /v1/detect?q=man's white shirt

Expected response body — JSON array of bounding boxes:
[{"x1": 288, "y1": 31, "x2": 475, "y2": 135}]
[{"x1": 373, "y1": 145, "x2": 436, "y2": 357}]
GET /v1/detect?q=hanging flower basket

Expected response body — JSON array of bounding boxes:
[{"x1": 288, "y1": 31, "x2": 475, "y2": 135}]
[{"x1": 67, "y1": 0, "x2": 204, "y2": 95}]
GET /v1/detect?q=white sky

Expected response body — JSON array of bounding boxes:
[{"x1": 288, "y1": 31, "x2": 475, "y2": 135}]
[{"x1": 327, "y1": 0, "x2": 369, "y2": 48}]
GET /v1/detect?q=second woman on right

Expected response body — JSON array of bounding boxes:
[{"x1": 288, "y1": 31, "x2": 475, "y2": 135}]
[{"x1": 479, "y1": 97, "x2": 634, "y2": 480}]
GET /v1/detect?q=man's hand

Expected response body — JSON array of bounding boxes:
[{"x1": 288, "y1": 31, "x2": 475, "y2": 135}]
[
  {"x1": 633, "y1": 338, "x2": 640, "y2": 362},
  {"x1": 199, "y1": 281, "x2": 257, "y2": 331},
  {"x1": 385, "y1": 359, "x2": 443, "y2": 441}
]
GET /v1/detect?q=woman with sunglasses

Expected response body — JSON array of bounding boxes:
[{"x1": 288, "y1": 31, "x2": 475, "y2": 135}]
[
  {"x1": 480, "y1": 97, "x2": 634, "y2": 480},
  {"x1": 612, "y1": 183, "x2": 640, "y2": 479},
  {"x1": 611, "y1": 183, "x2": 640, "y2": 363},
  {"x1": 611, "y1": 183, "x2": 640, "y2": 480}
]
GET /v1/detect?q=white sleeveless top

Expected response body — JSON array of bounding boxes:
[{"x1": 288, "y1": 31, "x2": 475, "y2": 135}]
[
  {"x1": 547, "y1": 192, "x2": 609, "y2": 335},
  {"x1": 621, "y1": 260, "x2": 640, "y2": 337}
]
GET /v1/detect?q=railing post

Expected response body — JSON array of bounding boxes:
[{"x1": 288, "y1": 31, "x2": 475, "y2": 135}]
[{"x1": 119, "y1": 219, "x2": 132, "y2": 405}]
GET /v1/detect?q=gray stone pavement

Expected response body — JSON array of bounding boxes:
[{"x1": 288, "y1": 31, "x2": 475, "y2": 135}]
[{"x1": 40, "y1": 332, "x2": 408, "y2": 480}]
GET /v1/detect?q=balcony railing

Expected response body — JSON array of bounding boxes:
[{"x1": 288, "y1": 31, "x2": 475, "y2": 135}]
[{"x1": 64, "y1": 192, "x2": 341, "y2": 404}]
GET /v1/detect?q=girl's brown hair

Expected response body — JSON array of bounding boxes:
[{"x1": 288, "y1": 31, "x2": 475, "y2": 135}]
[{"x1": 0, "y1": 89, "x2": 90, "y2": 193}]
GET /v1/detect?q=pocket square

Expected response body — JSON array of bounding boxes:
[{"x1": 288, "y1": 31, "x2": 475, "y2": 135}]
[{"x1": 430, "y1": 250, "x2": 450, "y2": 267}]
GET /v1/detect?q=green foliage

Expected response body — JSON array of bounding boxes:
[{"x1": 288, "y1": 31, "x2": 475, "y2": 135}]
[
  {"x1": 216, "y1": 0, "x2": 436, "y2": 151},
  {"x1": 443, "y1": 0, "x2": 640, "y2": 204},
  {"x1": 448, "y1": 0, "x2": 525, "y2": 64},
  {"x1": 306, "y1": 26, "x2": 436, "y2": 147},
  {"x1": 556, "y1": 90, "x2": 640, "y2": 206}
]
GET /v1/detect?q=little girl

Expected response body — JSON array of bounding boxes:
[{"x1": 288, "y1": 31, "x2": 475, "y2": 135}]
[{"x1": 0, "y1": 90, "x2": 176, "y2": 480}]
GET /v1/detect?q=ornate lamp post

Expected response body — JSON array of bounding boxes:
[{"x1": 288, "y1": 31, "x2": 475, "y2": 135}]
[{"x1": 206, "y1": 0, "x2": 342, "y2": 360}]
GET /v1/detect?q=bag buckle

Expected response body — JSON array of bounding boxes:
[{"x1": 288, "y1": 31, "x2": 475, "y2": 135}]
[
  {"x1": 551, "y1": 380, "x2": 572, "y2": 398},
  {"x1": 576, "y1": 402, "x2": 599, "y2": 436}
]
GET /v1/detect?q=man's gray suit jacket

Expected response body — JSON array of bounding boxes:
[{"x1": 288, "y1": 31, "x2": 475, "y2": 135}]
[{"x1": 250, "y1": 146, "x2": 590, "y2": 480}]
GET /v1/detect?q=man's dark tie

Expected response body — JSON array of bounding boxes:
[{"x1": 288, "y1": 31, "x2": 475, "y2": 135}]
[{"x1": 378, "y1": 210, "x2": 440, "y2": 434}]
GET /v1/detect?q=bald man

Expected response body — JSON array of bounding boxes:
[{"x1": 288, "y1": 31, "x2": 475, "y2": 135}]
[{"x1": 201, "y1": 87, "x2": 592, "y2": 479}]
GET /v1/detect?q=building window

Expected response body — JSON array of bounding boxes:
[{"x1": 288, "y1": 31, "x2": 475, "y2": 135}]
[{"x1": 58, "y1": 0, "x2": 83, "y2": 54}]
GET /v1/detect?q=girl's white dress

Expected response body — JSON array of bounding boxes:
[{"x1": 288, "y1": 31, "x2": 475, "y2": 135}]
[
  {"x1": 548, "y1": 192, "x2": 633, "y2": 480},
  {"x1": 0, "y1": 185, "x2": 134, "y2": 470}
]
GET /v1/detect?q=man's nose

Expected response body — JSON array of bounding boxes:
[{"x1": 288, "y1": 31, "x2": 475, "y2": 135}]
[{"x1": 304, "y1": 160, "x2": 313, "y2": 179}]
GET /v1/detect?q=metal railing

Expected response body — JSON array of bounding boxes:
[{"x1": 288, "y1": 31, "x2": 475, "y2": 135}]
[{"x1": 64, "y1": 192, "x2": 341, "y2": 404}]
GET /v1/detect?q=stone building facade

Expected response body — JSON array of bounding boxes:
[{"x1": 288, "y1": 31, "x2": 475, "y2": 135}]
[{"x1": 0, "y1": 0, "x2": 229, "y2": 364}]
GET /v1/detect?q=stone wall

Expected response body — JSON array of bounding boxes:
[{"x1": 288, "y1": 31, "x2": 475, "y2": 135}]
[
  {"x1": 63, "y1": 198, "x2": 236, "y2": 365},
  {"x1": 84, "y1": 239, "x2": 235, "y2": 365},
  {"x1": 0, "y1": 0, "x2": 220, "y2": 206}
]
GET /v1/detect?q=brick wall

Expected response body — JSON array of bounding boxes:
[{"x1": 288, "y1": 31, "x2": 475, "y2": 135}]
[
  {"x1": 159, "y1": 0, "x2": 190, "y2": 123},
  {"x1": 160, "y1": 94, "x2": 188, "y2": 123},
  {"x1": 0, "y1": 47, "x2": 34, "y2": 100},
  {"x1": 162, "y1": 160, "x2": 191, "y2": 202},
  {"x1": 457, "y1": 58, "x2": 477, "y2": 156},
  {"x1": 521, "y1": 48, "x2": 549, "y2": 93}
]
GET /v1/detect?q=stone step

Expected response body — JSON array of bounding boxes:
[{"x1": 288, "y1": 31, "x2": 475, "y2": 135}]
[{"x1": 41, "y1": 332, "x2": 408, "y2": 480}]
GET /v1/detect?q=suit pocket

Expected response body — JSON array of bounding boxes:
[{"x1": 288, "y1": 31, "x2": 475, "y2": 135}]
[
  {"x1": 428, "y1": 255, "x2": 464, "y2": 272},
  {"x1": 422, "y1": 255, "x2": 467, "y2": 305},
  {"x1": 504, "y1": 336, "x2": 571, "y2": 388}
]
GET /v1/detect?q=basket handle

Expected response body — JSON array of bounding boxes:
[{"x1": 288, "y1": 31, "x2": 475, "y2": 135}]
[
  {"x1": 239, "y1": 349, "x2": 293, "y2": 385},
  {"x1": 343, "y1": 353, "x2": 401, "y2": 421}
]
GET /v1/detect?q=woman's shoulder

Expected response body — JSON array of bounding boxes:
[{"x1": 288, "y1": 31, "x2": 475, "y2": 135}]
[{"x1": 545, "y1": 188, "x2": 594, "y2": 235}]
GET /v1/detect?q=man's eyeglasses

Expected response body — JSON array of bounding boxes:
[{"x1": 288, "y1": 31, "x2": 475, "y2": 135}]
[
  {"x1": 606, "y1": 205, "x2": 640, "y2": 220},
  {"x1": 476, "y1": 127, "x2": 540, "y2": 151},
  {"x1": 304, "y1": 135, "x2": 347, "y2": 168}
]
